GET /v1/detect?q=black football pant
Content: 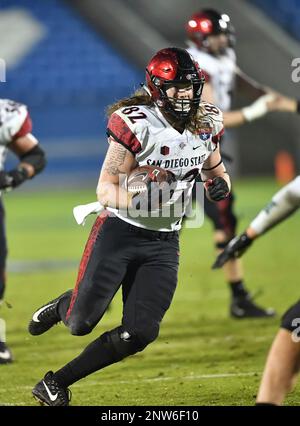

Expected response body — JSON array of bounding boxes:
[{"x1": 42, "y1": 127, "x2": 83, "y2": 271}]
[
  {"x1": 0, "y1": 200, "x2": 7, "y2": 300},
  {"x1": 54, "y1": 212, "x2": 179, "y2": 385}
]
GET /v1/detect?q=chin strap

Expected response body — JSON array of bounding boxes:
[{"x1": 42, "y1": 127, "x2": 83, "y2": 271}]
[{"x1": 140, "y1": 84, "x2": 152, "y2": 97}]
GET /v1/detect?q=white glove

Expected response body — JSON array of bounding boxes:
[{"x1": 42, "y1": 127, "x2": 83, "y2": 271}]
[
  {"x1": 73, "y1": 201, "x2": 104, "y2": 226},
  {"x1": 242, "y1": 94, "x2": 275, "y2": 122}
]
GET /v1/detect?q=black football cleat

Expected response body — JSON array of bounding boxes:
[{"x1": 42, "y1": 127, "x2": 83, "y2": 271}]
[
  {"x1": 28, "y1": 290, "x2": 72, "y2": 336},
  {"x1": 0, "y1": 341, "x2": 13, "y2": 364},
  {"x1": 32, "y1": 371, "x2": 71, "y2": 406},
  {"x1": 230, "y1": 295, "x2": 276, "y2": 319}
]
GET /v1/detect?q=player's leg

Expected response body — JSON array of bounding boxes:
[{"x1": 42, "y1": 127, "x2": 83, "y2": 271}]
[
  {"x1": 121, "y1": 234, "x2": 179, "y2": 353},
  {"x1": 31, "y1": 231, "x2": 179, "y2": 406},
  {"x1": 29, "y1": 212, "x2": 130, "y2": 337},
  {"x1": 31, "y1": 217, "x2": 145, "y2": 405},
  {"x1": 205, "y1": 193, "x2": 274, "y2": 318},
  {"x1": 256, "y1": 300, "x2": 300, "y2": 405},
  {"x1": 0, "y1": 200, "x2": 12, "y2": 364},
  {"x1": 56, "y1": 236, "x2": 179, "y2": 387}
]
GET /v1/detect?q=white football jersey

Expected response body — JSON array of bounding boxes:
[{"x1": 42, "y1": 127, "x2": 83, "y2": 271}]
[
  {"x1": 0, "y1": 99, "x2": 30, "y2": 171},
  {"x1": 107, "y1": 102, "x2": 224, "y2": 231},
  {"x1": 187, "y1": 46, "x2": 236, "y2": 112}
]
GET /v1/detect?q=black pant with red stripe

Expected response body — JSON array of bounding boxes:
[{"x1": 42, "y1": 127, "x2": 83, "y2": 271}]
[
  {"x1": 54, "y1": 212, "x2": 179, "y2": 387},
  {"x1": 190, "y1": 178, "x2": 237, "y2": 238},
  {"x1": 204, "y1": 192, "x2": 237, "y2": 238}
]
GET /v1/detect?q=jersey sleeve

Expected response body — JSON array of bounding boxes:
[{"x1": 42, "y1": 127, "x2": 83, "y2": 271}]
[
  {"x1": 0, "y1": 100, "x2": 31, "y2": 145},
  {"x1": 13, "y1": 113, "x2": 32, "y2": 140},
  {"x1": 106, "y1": 110, "x2": 143, "y2": 155}
]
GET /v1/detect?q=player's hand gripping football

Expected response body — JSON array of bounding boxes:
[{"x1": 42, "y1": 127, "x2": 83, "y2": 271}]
[
  {"x1": 212, "y1": 233, "x2": 253, "y2": 269},
  {"x1": 131, "y1": 178, "x2": 175, "y2": 211},
  {"x1": 127, "y1": 166, "x2": 176, "y2": 211},
  {"x1": 204, "y1": 176, "x2": 229, "y2": 202}
]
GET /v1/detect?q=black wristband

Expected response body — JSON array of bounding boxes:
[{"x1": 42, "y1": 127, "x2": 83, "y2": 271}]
[
  {"x1": 8, "y1": 166, "x2": 29, "y2": 188},
  {"x1": 297, "y1": 100, "x2": 300, "y2": 114}
]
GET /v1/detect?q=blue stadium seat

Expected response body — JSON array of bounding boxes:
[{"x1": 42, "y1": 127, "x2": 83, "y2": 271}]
[
  {"x1": 0, "y1": 0, "x2": 143, "y2": 183},
  {"x1": 0, "y1": 0, "x2": 142, "y2": 109},
  {"x1": 250, "y1": 0, "x2": 300, "y2": 41}
]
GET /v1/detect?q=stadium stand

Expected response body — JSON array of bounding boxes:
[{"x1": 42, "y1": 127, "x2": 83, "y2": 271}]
[
  {"x1": 0, "y1": 0, "x2": 142, "y2": 185},
  {"x1": 249, "y1": 0, "x2": 300, "y2": 41}
]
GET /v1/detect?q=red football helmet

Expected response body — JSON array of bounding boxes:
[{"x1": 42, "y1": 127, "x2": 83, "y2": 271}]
[
  {"x1": 186, "y1": 9, "x2": 235, "y2": 50},
  {"x1": 146, "y1": 47, "x2": 205, "y2": 121}
]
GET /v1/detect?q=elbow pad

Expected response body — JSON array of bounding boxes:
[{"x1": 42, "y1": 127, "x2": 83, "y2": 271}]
[{"x1": 20, "y1": 145, "x2": 46, "y2": 175}]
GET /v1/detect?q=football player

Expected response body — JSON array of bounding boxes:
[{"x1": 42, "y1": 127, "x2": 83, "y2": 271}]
[
  {"x1": 186, "y1": 8, "x2": 298, "y2": 318},
  {"x1": 211, "y1": 164, "x2": 300, "y2": 405},
  {"x1": 0, "y1": 99, "x2": 46, "y2": 364},
  {"x1": 28, "y1": 47, "x2": 231, "y2": 406}
]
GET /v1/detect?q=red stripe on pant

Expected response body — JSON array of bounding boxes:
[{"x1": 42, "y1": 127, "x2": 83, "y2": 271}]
[
  {"x1": 217, "y1": 197, "x2": 232, "y2": 236},
  {"x1": 66, "y1": 211, "x2": 108, "y2": 320}
]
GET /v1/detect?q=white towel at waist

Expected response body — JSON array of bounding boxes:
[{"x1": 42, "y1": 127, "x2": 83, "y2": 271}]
[{"x1": 73, "y1": 201, "x2": 104, "y2": 225}]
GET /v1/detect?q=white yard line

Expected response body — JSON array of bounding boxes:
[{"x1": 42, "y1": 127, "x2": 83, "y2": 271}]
[
  {"x1": 0, "y1": 371, "x2": 259, "y2": 397},
  {"x1": 75, "y1": 371, "x2": 259, "y2": 387}
]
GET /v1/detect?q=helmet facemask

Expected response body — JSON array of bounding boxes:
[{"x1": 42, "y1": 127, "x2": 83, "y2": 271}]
[
  {"x1": 146, "y1": 48, "x2": 205, "y2": 123},
  {"x1": 160, "y1": 80, "x2": 203, "y2": 121}
]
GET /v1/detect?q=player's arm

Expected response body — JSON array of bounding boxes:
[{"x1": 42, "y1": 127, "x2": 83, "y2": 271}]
[
  {"x1": 201, "y1": 145, "x2": 231, "y2": 202},
  {"x1": 1, "y1": 132, "x2": 46, "y2": 191},
  {"x1": 212, "y1": 175, "x2": 300, "y2": 269},
  {"x1": 9, "y1": 133, "x2": 46, "y2": 177},
  {"x1": 269, "y1": 95, "x2": 299, "y2": 113},
  {"x1": 236, "y1": 67, "x2": 300, "y2": 115},
  {"x1": 202, "y1": 77, "x2": 272, "y2": 128},
  {"x1": 97, "y1": 139, "x2": 137, "y2": 209}
]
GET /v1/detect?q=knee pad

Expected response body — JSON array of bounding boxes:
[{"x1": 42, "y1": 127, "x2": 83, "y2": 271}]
[
  {"x1": 103, "y1": 324, "x2": 160, "y2": 362},
  {"x1": 281, "y1": 300, "x2": 300, "y2": 332},
  {"x1": 134, "y1": 323, "x2": 160, "y2": 348}
]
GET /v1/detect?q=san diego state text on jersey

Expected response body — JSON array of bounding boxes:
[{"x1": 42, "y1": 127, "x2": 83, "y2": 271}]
[{"x1": 106, "y1": 102, "x2": 224, "y2": 231}]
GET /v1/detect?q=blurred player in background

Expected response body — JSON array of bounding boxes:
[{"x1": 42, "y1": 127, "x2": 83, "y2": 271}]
[
  {"x1": 186, "y1": 8, "x2": 298, "y2": 318},
  {"x1": 211, "y1": 138, "x2": 300, "y2": 405},
  {"x1": 0, "y1": 99, "x2": 46, "y2": 364},
  {"x1": 28, "y1": 47, "x2": 231, "y2": 406}
]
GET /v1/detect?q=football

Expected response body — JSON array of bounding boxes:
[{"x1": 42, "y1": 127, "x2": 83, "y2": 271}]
[{"x1": 126, "y1": 165, "x2": 175, "y2": 195}]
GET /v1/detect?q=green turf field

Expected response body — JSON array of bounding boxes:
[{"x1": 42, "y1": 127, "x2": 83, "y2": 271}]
[{"x1": 0, "y1": 178, "x2": 299, "y2": 406}]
